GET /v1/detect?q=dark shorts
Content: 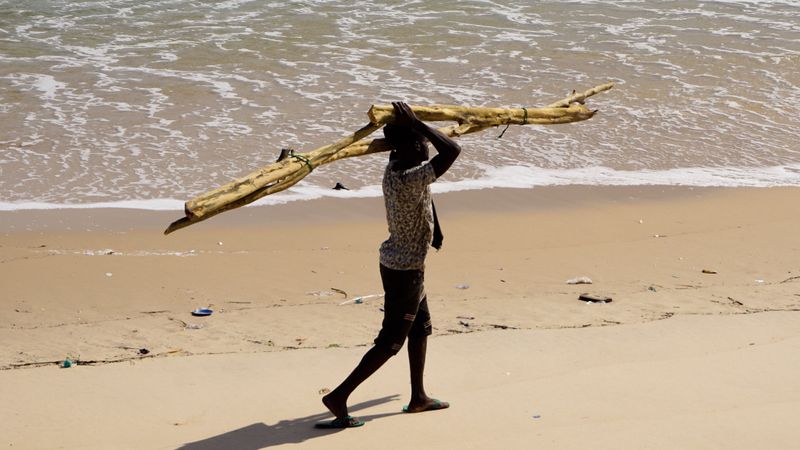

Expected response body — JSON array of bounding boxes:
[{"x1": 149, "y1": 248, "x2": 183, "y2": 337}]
[{"x1": 374, "y1": 264, "x2": 433, "y2": 354}]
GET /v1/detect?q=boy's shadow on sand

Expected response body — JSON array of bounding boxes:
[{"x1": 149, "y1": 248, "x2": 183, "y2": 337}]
[{"x1": 176, "y1": 395, "x2": 401, "y2": 450}]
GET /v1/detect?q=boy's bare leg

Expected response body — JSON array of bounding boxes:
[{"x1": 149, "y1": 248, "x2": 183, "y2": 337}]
[
  {"x1": 406, "y1": 335, "x2": 449, "y2": 412},
  {"x1": 322, "y1": 346, "x2": 394, "y2": 419}
]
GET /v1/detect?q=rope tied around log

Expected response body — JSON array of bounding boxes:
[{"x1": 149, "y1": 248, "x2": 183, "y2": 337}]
[
  {"x1": 290, "y1": 151, "x2": 314, "y2": 173},
  {"x1": 276, "y1": 147, "x2": 314, "y2": 173},
  {"x1": 497, "y1": 107, "x2": 528, "y2": 139}
]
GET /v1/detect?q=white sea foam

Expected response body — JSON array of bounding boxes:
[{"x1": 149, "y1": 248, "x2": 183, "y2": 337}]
[
  {"x1": 2, "y1": 164, "x2": 798, "y2": 212},
  {"x1": 0, "y1": 199, "x2": 184, "y2": 211}
]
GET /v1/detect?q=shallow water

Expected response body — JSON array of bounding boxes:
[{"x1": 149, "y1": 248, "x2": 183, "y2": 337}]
[{"x1": 1, "y1": 0, "x2": 799, "y2": 209}]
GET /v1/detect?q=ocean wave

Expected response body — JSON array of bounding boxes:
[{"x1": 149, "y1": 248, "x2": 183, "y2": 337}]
[
  {"x1": 2, "y1": 0, "x2": 799, "y2": 207},
  {"x1": 2, "y1": 164, "x2": 798, "y2": 212}
]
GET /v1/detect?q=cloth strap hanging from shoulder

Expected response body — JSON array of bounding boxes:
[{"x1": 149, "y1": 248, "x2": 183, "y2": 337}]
[{"x1": 431, "y1": 199, "x2": 443, "y2": 250}]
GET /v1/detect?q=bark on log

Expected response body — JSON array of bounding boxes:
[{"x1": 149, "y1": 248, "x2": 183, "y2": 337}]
[
  {"x1": 547, "y1": 82, "x2": 614, "y2": 108},
  {"x1": 368, "y1": 103, "x2": 594, "y2": 127},
  {"x1": 165, "y1": 83, "x2": 613, "y2": 235},
  {"x1": 162, "y1": 123, "x2": 482, "y2": 235},
  {"x1": 184, "y1": 123, "x2": 381, "y2": 219}
]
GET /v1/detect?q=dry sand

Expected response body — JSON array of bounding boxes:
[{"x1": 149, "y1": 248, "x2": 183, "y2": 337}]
[{"x1": 1, "y1": 186, "x2": 799, "y2": 449}]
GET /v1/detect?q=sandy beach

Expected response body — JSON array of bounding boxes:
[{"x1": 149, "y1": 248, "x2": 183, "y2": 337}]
[
  {"x1": 1, "y1": 186, "x2": 799, "y2": 449},
  {"x1": 4, "y1": 1, "x2": 800, "y2": 448}
]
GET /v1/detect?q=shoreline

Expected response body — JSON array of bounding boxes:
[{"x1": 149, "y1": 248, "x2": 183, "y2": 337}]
[
  {"x1": 0, "y1": 185, "x2": 768, "y2": 233},
  {"x1": 2, "y1": 185, "x2": 798, "y2": 370}
]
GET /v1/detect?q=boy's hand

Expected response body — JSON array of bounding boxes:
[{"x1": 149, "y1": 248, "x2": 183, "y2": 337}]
[{"x1": 392, "y1": 101, "x2": 422, "y2": 129}]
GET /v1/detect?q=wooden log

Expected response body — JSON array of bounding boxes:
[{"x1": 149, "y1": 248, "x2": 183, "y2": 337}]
[
  {"x1": 368, "y1": 103, "x2": 594, "y2": 127},
  {"x1": 163, "y1": 123, "x2": 482, "y2": 234},
  {"x1": 317, "y1": 122, "x2": 482, "y2": 165},
  {"x1": 547, "y1": 82, "x2": 614, "y2": 108},
  {"x1": 184, "y1": 123, "x2": 381, "y2": 219},
  {"x1": 164, "y1": 83, "x2": 613, "y2": 234}
]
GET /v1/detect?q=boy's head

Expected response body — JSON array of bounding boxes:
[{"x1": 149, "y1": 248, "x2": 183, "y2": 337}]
[{"x1": 384, "y1": 124, "x2": 429, "y2": 164}]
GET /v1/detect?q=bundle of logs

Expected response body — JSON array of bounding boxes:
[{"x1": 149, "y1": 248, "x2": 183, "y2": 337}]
[{"x1": 164, "y1": 82, "x2": 614, "y2": 234}]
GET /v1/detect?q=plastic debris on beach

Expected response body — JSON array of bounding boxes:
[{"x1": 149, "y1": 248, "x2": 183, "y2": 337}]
[
  {"x1": 566, "y1": 276, "x2": 592, "y2": 285},
  {"x1": 455, "y1": 284, "x2": 470, "y2": 289},
  {"x1": 60, "y1": 355, "x2": 79, "y2": 368},
  {"x1": 330, "y1": 287, "x2": 348, "y2": 298},
  {"x1": 702, "y1": 269, "x2": 718, "y2": 274},
  {"x1": 339, "y1": 294, "x2": 384, "y2": 305},
  {"x1": 306, "y1": 290, "x2": 336, "y2": 297},
  {"x1": 578, "y1": 294, "x2": 612, "y2": 304},
  {"x1": 185, "y1": 323, "x2": 204, "y2": 330},
  {"x1": 105, "y1": 272, "x2": 113, "y2": 277}
]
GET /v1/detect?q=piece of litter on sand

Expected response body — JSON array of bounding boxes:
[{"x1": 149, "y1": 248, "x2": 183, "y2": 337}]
[
  {"x1": 307, "y1": 290, "x2": 335, "y2": 297},
  {"x1": 330, "y1": 287, "x2": 348, "y2": 298},
  {"x1": 702, "y1": 269, "x2": 718, "y2": 274},
  {"x1": 217, "y1": 241, "x2": 223, "y2": 246},
  {"x1": 455, "y1": 284, "x2": 470, "y2": 289},
  {"x1": 339, "y1": 294, "x2": 384, "y2": 305},
  {"x1": 532, "y1": 415, "x2": 541, "y2": 419},
  {"x1": 578, "y1": 294, "x2": 612, "y2": 303},
  {"x1": 727, "y1": 296, "x2": 744, "y2": 306},
  {"x1": 566, "y1": 276, "x2": 592, "y2": 285},
  {"x1": 185, "y1": 323, "x2": 204, "y2": 330},
  {"x1": 755, "y1": 279, "x2": 765, "y2": 284},
  {"x1": 105, "y1": 272, "x2": 113, "y2": 277}
]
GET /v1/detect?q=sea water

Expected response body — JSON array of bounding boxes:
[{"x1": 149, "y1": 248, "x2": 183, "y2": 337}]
[{"x1": 1, "y1": 0, "x2": 799, "y2": 211}]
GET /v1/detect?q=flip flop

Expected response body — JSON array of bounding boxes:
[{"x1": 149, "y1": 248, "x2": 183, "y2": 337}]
[
  {"x1": 402, "y1": 399, "x2": 450, "y2": 413},
  {"x1": 314, "y1": 415, "x2": 365, "y2": 429}
]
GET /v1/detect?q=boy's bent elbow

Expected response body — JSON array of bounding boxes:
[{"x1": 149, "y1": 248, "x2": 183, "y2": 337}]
[{"x1": 448, "y1": 142, "x2": 462, "y2": 157}]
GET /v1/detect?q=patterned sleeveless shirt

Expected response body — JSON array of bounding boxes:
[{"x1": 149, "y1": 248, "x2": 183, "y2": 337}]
[{"x1": 379, "y1": 160, "x2": 437, "y2": 271}]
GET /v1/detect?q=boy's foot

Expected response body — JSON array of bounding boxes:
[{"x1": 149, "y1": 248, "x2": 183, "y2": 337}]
[
  {"x1": 314, "y1": 415, "x2": 365, "y2": 429},
  {"x1": 322, "y1": 392, "x2": 349, "y2": 419},
  {"x1": 402, "y1": 398, "x2": 449, "y2": 413}
]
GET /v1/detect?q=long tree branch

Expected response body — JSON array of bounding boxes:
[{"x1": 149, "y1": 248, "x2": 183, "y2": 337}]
[{"x1": 165, "y1": 83, "x2": 613, "y2": 235}]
